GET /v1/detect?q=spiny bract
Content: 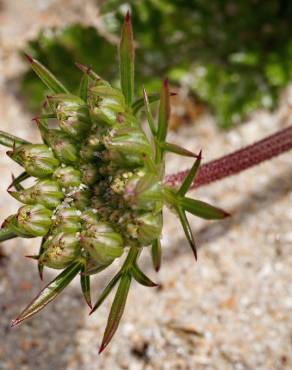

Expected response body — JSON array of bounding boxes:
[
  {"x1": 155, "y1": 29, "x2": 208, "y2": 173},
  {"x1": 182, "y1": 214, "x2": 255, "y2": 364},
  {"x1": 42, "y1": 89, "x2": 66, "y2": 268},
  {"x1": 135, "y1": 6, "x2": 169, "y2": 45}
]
[{"x1": 0, "y1": 13, "x2": 228, "y2": 353}]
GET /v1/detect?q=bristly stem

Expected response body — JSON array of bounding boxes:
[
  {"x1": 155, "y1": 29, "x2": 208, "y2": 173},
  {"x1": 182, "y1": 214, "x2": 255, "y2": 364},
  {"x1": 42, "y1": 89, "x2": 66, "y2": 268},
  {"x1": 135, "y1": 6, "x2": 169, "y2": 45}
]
[{"x1": 165, "y1": 125, "x2": 292, "y2": 190}]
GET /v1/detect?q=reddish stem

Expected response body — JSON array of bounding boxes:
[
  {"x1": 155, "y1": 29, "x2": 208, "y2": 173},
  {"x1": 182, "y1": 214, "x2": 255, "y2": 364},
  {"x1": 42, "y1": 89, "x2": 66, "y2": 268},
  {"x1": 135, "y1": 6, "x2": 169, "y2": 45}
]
[{"x1": 165, "y1": 125, "x2": 292, "y2": 189}]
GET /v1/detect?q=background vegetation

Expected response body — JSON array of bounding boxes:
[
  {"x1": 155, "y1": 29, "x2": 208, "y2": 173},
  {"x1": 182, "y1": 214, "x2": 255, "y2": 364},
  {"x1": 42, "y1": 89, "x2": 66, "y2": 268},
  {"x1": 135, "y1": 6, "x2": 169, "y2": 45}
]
[{"x1": 22, "y1": 0, "x2": 292, "y2": 127}]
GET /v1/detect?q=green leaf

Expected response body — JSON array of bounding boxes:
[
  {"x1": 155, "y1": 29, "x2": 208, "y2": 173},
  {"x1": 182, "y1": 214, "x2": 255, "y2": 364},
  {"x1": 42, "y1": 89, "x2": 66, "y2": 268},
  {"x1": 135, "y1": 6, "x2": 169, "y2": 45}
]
[
  {"x1": 9, "y1": 172, "x2": 30, "y2": 191},
  {"x1": 151, "y1": 238, "x2": 162, "y2": 272},
  {"x1": 0, "y1": 228, "x2": 17, "y2": 242},
  {"x1": 0, "y1": 130, "x2": 29, "y2": 148},
  {"x1": 160, "y1": 142, "x2": 198, "y2": 158},
  {"x1": 178, "y1": 151, "x2": 202, "y2": 196},
  {"x1": 81, "y1": 264, "x2": 92, "y2": 309},
  {"x1": 25, "y1": 54, "x2": 69, "y2": 94},
  {"x1": 119, "y1": 11, "x2": 135, "y2": 107},
  {"x1": 177, "y1": 207, "x2": 197, "y2": 260},
  {"x1": 99, "y1": 273, "x2": 132, "y2": 353},
  {"x1": 79, "y1": 74, "x2": 89, "y2": 102},
  {"x1": 131, "y1": 264, "x2": 158, "y2": 287},
  {"x1": 90, "y1": 271, "x2": 122, "y2": 315},
  {"x1": 157, "y1": 79, "x2": 170, "y2": 143},
  {"x1": 180, "y1": 197, "x2": 230, "y2": 220},
  {"x1": 142, "y1": 87, "x2": 156, "y2": 135},
  {"x1": 11, "y1": 260, "x2": 82, "y2": 327}
]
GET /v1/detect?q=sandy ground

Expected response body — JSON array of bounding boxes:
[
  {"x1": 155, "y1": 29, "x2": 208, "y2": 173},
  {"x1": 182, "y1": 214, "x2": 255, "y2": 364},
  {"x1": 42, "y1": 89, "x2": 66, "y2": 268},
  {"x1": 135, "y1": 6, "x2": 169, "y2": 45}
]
[{"x1": 0, "y1": 1, "x2": 291, "y2": 369}]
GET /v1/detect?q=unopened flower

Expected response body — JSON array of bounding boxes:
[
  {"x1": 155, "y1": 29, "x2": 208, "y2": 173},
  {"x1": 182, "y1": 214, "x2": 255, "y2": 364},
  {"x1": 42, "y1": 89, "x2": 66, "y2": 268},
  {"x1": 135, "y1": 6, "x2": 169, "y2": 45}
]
[
  {"x1": 0, "y1": 13, "x2": 229, "y2": 353},
  {"x1": 7, "y1": 144, "x2": 59, "y2": 177},
  {"x1": 40, "y1": 232, "x2": 81, "y2": 269}
]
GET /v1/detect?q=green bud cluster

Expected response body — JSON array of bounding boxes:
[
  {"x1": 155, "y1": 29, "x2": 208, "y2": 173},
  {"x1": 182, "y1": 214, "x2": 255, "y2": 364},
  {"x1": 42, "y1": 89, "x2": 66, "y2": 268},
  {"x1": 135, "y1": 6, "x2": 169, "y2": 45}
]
[
  {"x1": 0, "y1": 13, "x2": 228, "y2": 352},
  {"x1": 4, "y1": 76, "x2": 163, "y2": 271}
]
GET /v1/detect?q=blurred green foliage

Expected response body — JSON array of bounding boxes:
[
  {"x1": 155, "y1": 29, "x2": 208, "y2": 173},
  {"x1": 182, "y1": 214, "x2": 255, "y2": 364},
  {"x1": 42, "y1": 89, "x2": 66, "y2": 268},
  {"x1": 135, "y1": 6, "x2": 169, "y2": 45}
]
[
  {"x1": 22, "y1": 0, "x2": 292, "y2": 127},
  {"x1": 22, "y1": 26, "x2": 117, "y2": 112}
]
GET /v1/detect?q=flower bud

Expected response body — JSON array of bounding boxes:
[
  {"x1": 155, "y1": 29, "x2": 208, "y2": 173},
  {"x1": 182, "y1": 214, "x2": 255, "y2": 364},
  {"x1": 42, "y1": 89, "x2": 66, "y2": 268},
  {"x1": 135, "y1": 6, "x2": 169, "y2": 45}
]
[
  {"x1": 56, "y1": 100, "x2": 91, "y2": 138},
  {"x1": 1, "y1": 215, "x2": 32, "y2": 238},
  {"x1": 15, "y1": 204, "x2": 53, "y2": 236},
  {"x1": 42, "y1": 129, "x2": 79, "y2": 164},
  {"x1": 39, "y1": 232, "x2": 80, "y2": 269},
  {"x1": 104, "y1": 127, "x2": 152, "y2": 167},
  {"x1": 9, "y1": 179, "x2": 64, "y2": 209},
  {"x1": 51, "y1": 206, "x2": 82, "y2": 233},
  {"x1": 128, "y1": 212, "x2": 162, "y2": 246},
  {"x1": 123, "y1": 173, "x2": 163, "y2": 211},
  {"x1": 89, "y1": 85, "x2": 126, "y2": 126},
  {"x1": 81, "y1": 222, "x2": 123, "y2": 265},
  {"x1": 7, "y1": 144, "x2": 59, "y2": 178},
  {"x1": 53, "y1": 166, "x2": 82, "y2": 189}
]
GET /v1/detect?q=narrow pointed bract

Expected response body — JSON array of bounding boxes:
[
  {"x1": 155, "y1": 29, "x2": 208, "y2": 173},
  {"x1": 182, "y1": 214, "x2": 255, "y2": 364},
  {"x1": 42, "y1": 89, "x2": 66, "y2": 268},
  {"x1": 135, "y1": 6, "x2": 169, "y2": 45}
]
[
  {"x1": 0, "y1": 228, "x2": 17, "y2": 242},
  {"x1": 0, "y1": 130, "x2": 29, "y2": 148},
  {"x1": 132, "y1": 264, "x2": 158, "y2": 287},
  {"x1": 151, "y1": 239, "x2": 162, "y2": 272},
  {"x1": 24, "y1": 54, "x2": 69, "y2": 94},
  {"x1": 99, "y1": 273, "x2": 131, "y2": 353},
  {"x1": 178, "y1": 207, "x2": 197, "y2": 260},
  {"x1": 180, "y1": 197, "x2": 230, "y2": 220},
  {"x1": 8, "y1": 171, "x2": 30, "y2": 191},
  {"x1": 132, "y1": 91, "x2": 177, "y2": 114},
  {"x1": 38, "y1": 238, "x2": 46, "y2": 280},
  {"x1": 157, "y1": 79, "x2": 170, "y2": 143},
  {"x1": 120, "y1": 11, "x2": 135, "y2": 107},
  {"x1": 90, "y1": 272, "x2": 122, "y2": 315},
  {"x1": 133, "y1": 92, "x2": 159, "y2": 114},
  {"x1": 178, "y1": 150, "x2": 202, "y2": 196},
  {"x1": 11, "y1": 261, "x2": 82, "y2": 327},
  {"x1": 81, "y1": 264, "x2": 92, "y2": 308},
  {"x1": 160, "y1": 142, "x2": 199, "y2": 158},
  {"x1": 142, "y1": 87, "x2": 156, "y2": 135}
]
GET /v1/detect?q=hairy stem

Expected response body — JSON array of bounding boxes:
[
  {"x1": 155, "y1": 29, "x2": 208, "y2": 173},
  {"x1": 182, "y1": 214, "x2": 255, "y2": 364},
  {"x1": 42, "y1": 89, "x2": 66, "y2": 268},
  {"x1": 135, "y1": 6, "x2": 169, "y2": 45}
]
[{"x1": 166, "y1": 125, "x2": 292, "y2": 190}]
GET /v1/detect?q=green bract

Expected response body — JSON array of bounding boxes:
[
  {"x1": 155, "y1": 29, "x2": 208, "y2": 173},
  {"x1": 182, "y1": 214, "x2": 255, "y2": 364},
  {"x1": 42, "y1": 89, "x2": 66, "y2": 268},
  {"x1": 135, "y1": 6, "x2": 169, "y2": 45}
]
[{"x1": 0, "y1": 13, "x2": 229, "y2": 353}]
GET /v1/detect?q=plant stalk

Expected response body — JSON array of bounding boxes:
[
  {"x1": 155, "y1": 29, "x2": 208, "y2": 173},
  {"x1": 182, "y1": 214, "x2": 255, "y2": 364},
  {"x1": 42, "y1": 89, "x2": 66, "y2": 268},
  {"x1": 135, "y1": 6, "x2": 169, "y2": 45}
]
[{"x1": 165, "y1": 125, "x2": 292, "y2": 190}]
